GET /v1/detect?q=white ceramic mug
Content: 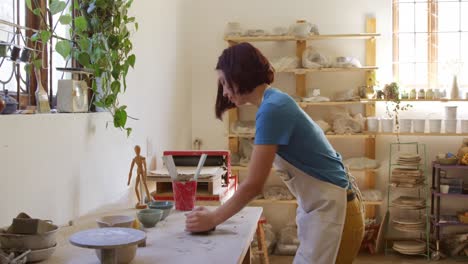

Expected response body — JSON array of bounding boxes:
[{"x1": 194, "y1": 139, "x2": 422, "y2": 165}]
[
  {"x1": 225, "y1": 22, "x2": 242, "y2": 36},
  {"x1": 445, "y1": 106, "x2": 457, "y2": 120},
  {"x1": 445, "y1": 119, "x2": 457, "y2": 133},
  {"x1": 460, "y1": 120, "x2": 468, "y2": 133},
  {"x1": 440, "y1": 185, "x2": 450, "y2": 194},
  {"x1": 399, "y1": 119, "x2": 412, "y2": 133},
  {"x1": 367, "y1": 117, "x2": 379, "y2": 132},
  {"x1": 429, "y1": 119, "x2": 442, "y2": 133},
  {"x1": 381, "y1": 118, "x2": 394, "y2": 133},
  {"x1": 291, "y1": 21, "x2": 312, "y2": 38},
  {"x1": 412, "y1": 119, "x2": 426, "y2": 133}
]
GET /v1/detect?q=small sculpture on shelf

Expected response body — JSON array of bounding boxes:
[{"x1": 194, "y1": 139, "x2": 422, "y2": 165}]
[
  {"x1": 128, "y1": 145, "x2": 153, "y2": 209},
  {"x1": 458, "y1": 138, "x2": 468, "y2": 165}
]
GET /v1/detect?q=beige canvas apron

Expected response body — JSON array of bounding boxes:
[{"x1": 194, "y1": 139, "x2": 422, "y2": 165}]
[{"x1": 274, "y1": 154, "x2": 347, "y2": 264}]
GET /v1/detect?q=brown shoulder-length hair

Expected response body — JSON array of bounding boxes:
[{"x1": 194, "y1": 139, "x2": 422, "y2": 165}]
[{"x1": 215, "y1": 42, "x2": 274, "y2": 119}]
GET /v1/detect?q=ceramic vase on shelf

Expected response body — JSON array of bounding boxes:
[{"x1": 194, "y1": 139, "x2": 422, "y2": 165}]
[
  {"x1": 34, "y1": 69, "x2": 51, "y2": 113},
  {"x1": 450, "y1": 75, "x2": 460, "y2": 99}
]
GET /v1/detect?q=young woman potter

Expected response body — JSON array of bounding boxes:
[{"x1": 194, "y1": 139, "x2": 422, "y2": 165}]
[{"x1": 185, "y1": 43, "x2": 364, "y2": 264}]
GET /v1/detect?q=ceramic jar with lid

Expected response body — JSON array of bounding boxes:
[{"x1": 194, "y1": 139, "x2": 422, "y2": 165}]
[{"x1": 1, "y1": 90, "x2": 18, "y2": 114}]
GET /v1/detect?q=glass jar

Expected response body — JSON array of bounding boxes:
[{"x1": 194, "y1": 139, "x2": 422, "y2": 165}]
[
  {"x1": 418, "y1": 89, "x2": 425, "y2": 100},
  {"x1": 409, "y1": 88, "x2": 417, "y2": 100},
  {"x1": 400, "y1": 89, "x2": 409, "y2": 99},
  {"x1": 426, "y1": 89, "x2": 434, "y2": 100}
]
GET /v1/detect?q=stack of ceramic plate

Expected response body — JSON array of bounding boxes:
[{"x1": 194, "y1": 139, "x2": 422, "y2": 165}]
[
  {"x1": 392, "y1": 218, "x2": 425, "y2": 232},
  {"x1": 392, "y1": 196, "x2": 426, "y2": 209},
  {"x1": 393, "y1": 240, "x2": 426, "y2": 255},
  {"x1": 397, "y1": 153, "x2": 421, "y2": 166},
  {"x1": 391, "y1": 168, "x2": 424, "y2": 188}
]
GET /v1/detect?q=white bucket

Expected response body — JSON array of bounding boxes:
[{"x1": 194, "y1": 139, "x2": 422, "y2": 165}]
[
  {"x1": 413, "y1": 119, "x2": 425, "y2": 133},
  {"x1": 445, "y1": 120, "x2": 457, "y2": 133},
  {"x1": 429, "y1": 119, "x2": 442, "y2": 133},
  {"x1": 399, "y1": 119, "x2": 412, "y2": 133},
  {"x1": 381, "y1": 118, "x2": 394, "y2": 133},
  {"x1": 461, "y1": 120, "x2": 468, "y2": 133},
  {"x1": 367, "y1": 117, "x2": 379, "y2": 132},
  {"x1": 445, "y1": 106, "x2": 458, "y2": 120}
]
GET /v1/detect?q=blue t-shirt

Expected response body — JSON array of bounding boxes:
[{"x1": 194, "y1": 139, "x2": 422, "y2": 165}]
[{"x1": 254, "y1": 88, "x2": 349, "y2": 188}]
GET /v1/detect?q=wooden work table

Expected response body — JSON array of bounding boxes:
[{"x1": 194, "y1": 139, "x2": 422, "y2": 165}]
[{"x1": 44, "y1": 206, "x2": 262, "y2": 264}]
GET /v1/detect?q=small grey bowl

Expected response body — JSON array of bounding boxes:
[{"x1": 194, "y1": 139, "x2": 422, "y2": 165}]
[
  {"x1": 147, "y1": 201, "x2": 174, "y2": 220},
  {"x1": 137, "y1": 209, "x2": 163, "y2": 228}
]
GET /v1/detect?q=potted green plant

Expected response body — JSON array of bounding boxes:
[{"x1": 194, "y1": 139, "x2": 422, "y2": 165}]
[{"x1": 27, "y1": 0, "x2": 137, "y2": 136}]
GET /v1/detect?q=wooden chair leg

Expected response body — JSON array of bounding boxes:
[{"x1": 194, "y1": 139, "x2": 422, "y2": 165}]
[{"x1": 256, "y1": 219, "x2": 269, "y2": 264}]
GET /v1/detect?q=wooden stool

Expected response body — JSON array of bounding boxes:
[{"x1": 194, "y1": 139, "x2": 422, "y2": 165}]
[{"x1": 255, "y1": 216, "x2": 269, "y2": 264}]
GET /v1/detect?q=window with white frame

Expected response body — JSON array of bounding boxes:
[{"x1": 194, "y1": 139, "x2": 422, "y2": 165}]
[{"x1": 393, "y1": 0, "x2": 468, "y2": 91}]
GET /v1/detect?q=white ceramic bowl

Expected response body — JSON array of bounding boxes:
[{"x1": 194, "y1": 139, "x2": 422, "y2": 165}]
[{"x1": 96, "y1": 215, "x2": 134, "y2": 228}]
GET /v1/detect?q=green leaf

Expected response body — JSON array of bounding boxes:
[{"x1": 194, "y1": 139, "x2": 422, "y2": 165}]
[
  {"x1": 104, "y1": 94, "x2": 116, "y2": 107},
  {"x1": 127, "y1": 54, "x2": 135, "y2": 68},
  {"x1": 94, "y1": 101, "x2": 105, "y2": 108},
  {"x1": 33, "y1": 8, "x2": 42, "y2": 16},
  {"x1": 135, "y1": 22, "x2": 138, "y2": 31},
  {"x1": 114, "y1": 108, "x2": 127, "y2": 128},
  {"x1": 26, "y1": 0, "x2": 33, "y2": 11},
  {"x1": 59, "y1": 14, "x2": 72, "y2": 25},
  {"x1": 55, "y1": 40, "x2": 71, "y2": 59},
  {"x1": 74, "y1": 16, "x2": 88, "y2": 32},
  {"x1": 77, "y1": 52, "x2": 91, "y2": 67},
  {"x1": 126, "y1": 128, "x2": 132, "y2": 137},
  {"x1": 33, "y1": 59, "x2": 42, "y2": 69},
  {"x1": 31, "y1": 33, "x2": 40, "y2": 42},
  {"x1": 78, "y1": 38, "x2": 90, "y2": 51},
  {"x1": 126, "y1": 0, "x2": 134, "y2": 8},
  {"x1": 50, "y1": 0, "x2": 67, "y2": 15},
  {"x1": 111, "y1": 81, "x2": 120, "y2": 93},
  {"x1": 95, "y1": 0, "x2": 107, "y2": 8},
  {"x1": 92, "y1": 80, "x2": 98, "y2": 93},
  {"x1": 40, "y1": 31, "x2": 52, "y2": 43},
  {"x1": 119, "y1": 105, "x2": 127, "y2": 110}
]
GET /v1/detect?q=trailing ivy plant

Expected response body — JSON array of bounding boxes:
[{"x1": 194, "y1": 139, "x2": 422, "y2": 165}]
[
  {"x1": 383, "y1": 82, "x2": 412, "y2": 143},
  {"x1": 27, "y1": 0, "x2": 138, "y2": 136}
]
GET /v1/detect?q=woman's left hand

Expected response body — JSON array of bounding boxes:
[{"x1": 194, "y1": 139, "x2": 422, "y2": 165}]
[{"x1": 185, "y1": 206, "x2": 217, "y2": 232}]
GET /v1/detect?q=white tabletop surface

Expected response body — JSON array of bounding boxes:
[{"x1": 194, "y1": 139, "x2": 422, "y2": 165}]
[{"x1": 44, "y1": 206, "x2": 262, "y2": 264}]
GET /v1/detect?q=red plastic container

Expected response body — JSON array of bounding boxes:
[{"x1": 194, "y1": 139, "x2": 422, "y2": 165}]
[{"x1": 172, "y1": 180, "x2": 197, "y2": 211}]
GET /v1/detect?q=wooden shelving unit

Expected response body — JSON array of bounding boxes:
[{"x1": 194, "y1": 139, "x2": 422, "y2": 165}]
[
  {"x1": 224, "y1": 33, "x2": 380, "y2": 43},
  {"x1": 278, "y1": 66, "x2": 378, "y2": 74},
  {"x1": 225, "y1": 18, "x2": 381, "y2": 220}
]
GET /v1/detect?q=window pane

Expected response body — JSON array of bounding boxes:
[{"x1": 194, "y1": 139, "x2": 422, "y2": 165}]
[
  {"x1": 399, "y1": 63, "x2": 415, "y2": 84},
  {"x1": 399, "y1": 3, "x2": 415, "y2": 33},
  {"x1": 415, "y1": 63, "x2": 429, "y2": 85},
  {"x1": 459, "y1": 33, "x2": 468, "y2": 85},
  {"x1": 0, "y1": 0, "x2": 18, "y2": 92},
  {"x1": 415, "y1": 33, "x2": 428, "y2": 62},
  {"x1": 415, "y1": 3, "x2": 428, "y2": 32},
  {"x1": 399, "y1": 34, "x2": 415, "y2": 63},
  {"x1": 438, "y1": 2, "x2": 460, "y2": 32},
  {"x1": 438, "y1": 32, "x2": 460, "y2": 62},
  {"x1": 462, "y1": 2, "x2": 468, "y2": 31},
  {"x1": 51, "y1": 3, "x2": 72, "y2": 96}
]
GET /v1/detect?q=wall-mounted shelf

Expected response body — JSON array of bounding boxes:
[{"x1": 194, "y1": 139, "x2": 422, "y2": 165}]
[
  {"x1": 367, "y1": 99, "x2": 468, "y2": 103},
  {"x1": 278, "y1": 66, "x2": 378, "y2": 74},
  {"x1": 299, "y1": 101, "x2": 374, "y2": 107},
  {"x1": 224, "y1": 33, "x2": 380, "y2": 42},
  {"x1": 228, "y1": 133, "x2": 375, "y2": 139}
]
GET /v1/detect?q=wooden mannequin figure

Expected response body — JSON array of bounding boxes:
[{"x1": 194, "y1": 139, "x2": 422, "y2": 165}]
[{"x1": 128, "y1": 145, "x2": 153, "y2": 209}]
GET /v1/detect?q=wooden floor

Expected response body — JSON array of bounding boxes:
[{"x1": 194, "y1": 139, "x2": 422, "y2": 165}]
[{"x1": 270, "y1": 254, "x2": 464, "y2": 263}]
